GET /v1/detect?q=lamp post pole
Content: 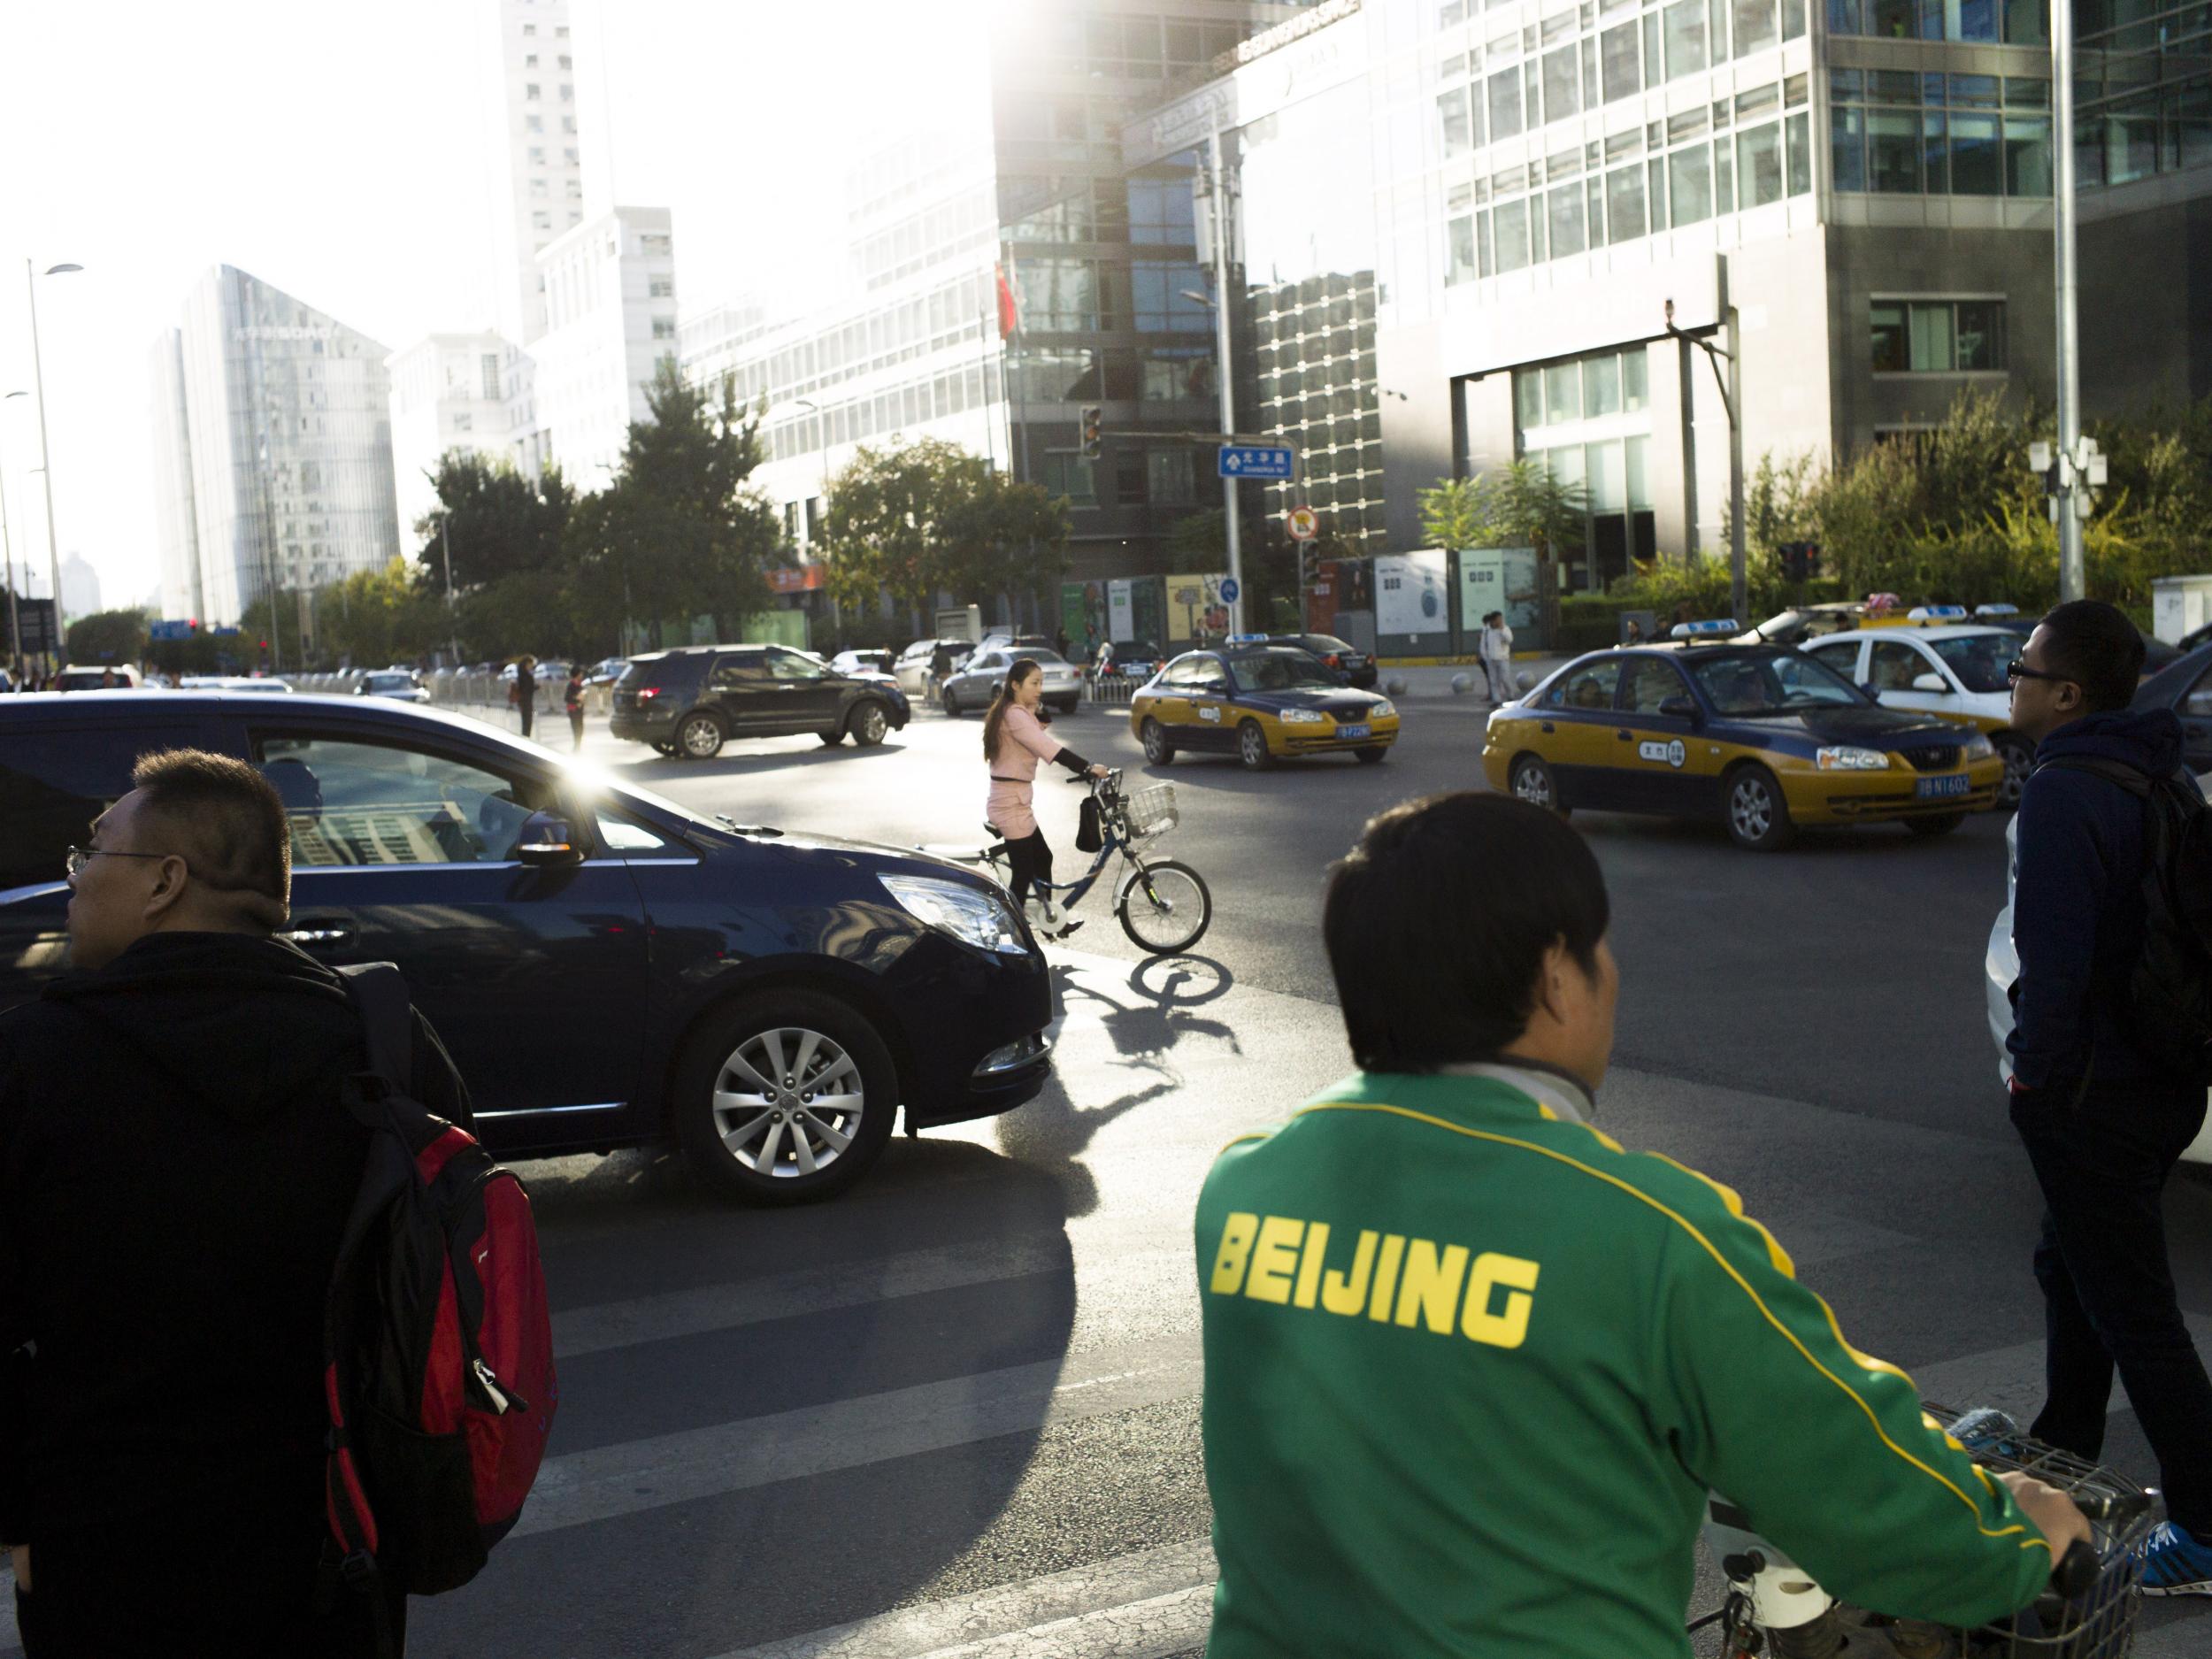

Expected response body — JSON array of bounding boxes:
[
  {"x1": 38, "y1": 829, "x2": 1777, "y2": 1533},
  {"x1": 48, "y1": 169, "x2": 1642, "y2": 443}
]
[
  {"x1": 25, "y1": 260, "x2": 81, "y2": 668},
  {"x1": 2053, "y1": 0, "x2": 2085, "y2": 602},
  {"x1": 1, "y1": 406, "x2": 19, "y2": 676},
  {"x1": 1206, "y1": 124, "x2": 1243, "y2": 638}
]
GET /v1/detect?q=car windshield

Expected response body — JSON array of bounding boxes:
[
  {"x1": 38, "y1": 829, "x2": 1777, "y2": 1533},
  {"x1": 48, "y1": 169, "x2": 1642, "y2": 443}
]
[
  {"x1": 1021, "y1": 649, "x2": 1070, "y2": 666},
  {"x1": 1230, "y1": 649, "x2": 1339, "y2": 691},
  {"x1": 365, "y1": 673, "x2": 414, "y2": 691},
  {"x1": 1304, "y1": 634, "x2": 1354, "y2": 654},
  {"x1": 1110, "y1": 641, "x2": 1158, "y2": 657},
  {"x1": 1686, "y1": 651, "x2": 1867, "y2": 714},
  {"x1": 1928, "y1": 634, "x2": 2012, "y2": 694}
]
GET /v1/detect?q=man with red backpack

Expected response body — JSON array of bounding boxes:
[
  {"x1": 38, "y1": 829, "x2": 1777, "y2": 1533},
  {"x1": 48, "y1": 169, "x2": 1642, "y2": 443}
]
[{"x1": 0, "y1": 749, "x2": 544, "y2": 1655}]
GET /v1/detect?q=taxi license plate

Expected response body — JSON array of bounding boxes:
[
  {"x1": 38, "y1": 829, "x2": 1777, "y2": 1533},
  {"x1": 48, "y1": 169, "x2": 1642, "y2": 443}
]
[
  {"x1": 1916, "y1": 773, "x2": 1970, "y2": 799},
  {"x1": 1337, "y1": 724, "x2": 1371, "y2": 741}
]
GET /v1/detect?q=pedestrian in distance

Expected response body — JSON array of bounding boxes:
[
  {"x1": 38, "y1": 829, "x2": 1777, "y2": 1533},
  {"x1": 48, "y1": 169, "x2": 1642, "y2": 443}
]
[
  {"x1": 929, "y1": 640, "x2": 957, "y2": 701},
  {"x1": 0, "y1": 749, "x2": 473, "y2": 1655},
  {"x1": 511, "y1": 654, "x2": 536, "y2": 740},
  {"x1": 1056, "y1": 627, "x2": 1071, "y2": 659},
  {"x1": 1194, "y1": 791, "x2": 2091, "y2": 1657},
  {"x1": 1624, "y1": 618, "x2": 1645, "y2": 644},
  {"x1": 983, "y1": 657, "x2": 1108, "y2": 941},
  {"x1": 1479, "y1": 611, "x2": 1515, "y2": 703},
  {"x1": 2003, "y1": 597, "x2": 2212, "y2": 1594},
  {"x1": 565, "y1": 665, "x2": 587, "y2": 753}
]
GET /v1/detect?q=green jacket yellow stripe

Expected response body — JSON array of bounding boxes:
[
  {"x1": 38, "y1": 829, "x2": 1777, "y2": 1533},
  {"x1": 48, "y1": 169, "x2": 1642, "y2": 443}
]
[{"x1": 1196, "y1": 1071, "x2": 2050, "y2": 1659}]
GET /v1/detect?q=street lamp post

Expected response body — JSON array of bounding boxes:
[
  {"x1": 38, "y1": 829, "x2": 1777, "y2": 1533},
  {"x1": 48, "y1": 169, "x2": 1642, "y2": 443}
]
[
  {"x1": 791, "y1": 398, "x2": 840, "y2": 641},
  {"x1": 1203, "y1": 126, "x2": 1244, "y2": 638},
  {"x1": 1664, "y1": 296, "x2": 1747, "y2": 627},
  {"x1": 0, "y1": 391, "x2": 23, "y2": 676},
  {"x1": 2052, "y1": 0, "x2": 2085, "y2": 602},
  {"x1": 25, "y1": 260, "x2": 81, "y2": 666}
]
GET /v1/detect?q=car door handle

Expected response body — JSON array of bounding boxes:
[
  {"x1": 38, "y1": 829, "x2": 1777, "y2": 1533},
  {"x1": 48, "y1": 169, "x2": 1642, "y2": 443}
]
[
  {"x1": 1540, "y1": 721, "x2": 1555, "y2": 733},
  {"x1": 1617, "y1": 730, "x2": 1633, "y2": 741},
  {"x1": 281, "y1": 922, "x2": 355, "y2": 947}
]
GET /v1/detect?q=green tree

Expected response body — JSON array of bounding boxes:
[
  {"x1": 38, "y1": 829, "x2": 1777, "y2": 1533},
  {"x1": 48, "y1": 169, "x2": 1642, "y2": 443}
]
[
  {"x1": 66, "y1": 608, "x2": 151, "y2": 666},
  {"x1": 819, "y1": 437, "x2": 1032, "y2": 626},
  {"x1": 936, "y1": 462, "x2": 1071, "y2": 611},
  {"x1": 415, "y1": 450, "x2": 573, "y2": 586},
  {"x1": 1417, "y1": 463, "x2": 1588, "y2": 560},
  {"x1": 568, "y1": 360, "x2": 781, "y2": 649},
  {"x1": 1416, "y1": 478, "x2": 1490, "y2": 549}
]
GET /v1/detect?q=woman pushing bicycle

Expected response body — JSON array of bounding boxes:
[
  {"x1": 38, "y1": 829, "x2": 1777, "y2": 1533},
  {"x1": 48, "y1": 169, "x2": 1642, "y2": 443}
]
[{"x1": 983, "y1": 657, "x2": 1107, "y2": 938}]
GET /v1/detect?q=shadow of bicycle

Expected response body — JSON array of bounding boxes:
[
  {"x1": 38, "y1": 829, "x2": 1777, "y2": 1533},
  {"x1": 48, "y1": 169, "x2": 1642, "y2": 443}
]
[{"x1": 996, "y1": 955, "x2": 1240, "y2": 1217}]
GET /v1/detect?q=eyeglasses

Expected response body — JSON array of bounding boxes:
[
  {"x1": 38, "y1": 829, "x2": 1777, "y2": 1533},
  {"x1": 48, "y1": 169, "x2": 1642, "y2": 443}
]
[
  {"x1": 65, "y1": 845, "x2": 173, "y2": 879},
  {"x1": 2006, "y1": 658, "x2": 2072, "y2": 686}
]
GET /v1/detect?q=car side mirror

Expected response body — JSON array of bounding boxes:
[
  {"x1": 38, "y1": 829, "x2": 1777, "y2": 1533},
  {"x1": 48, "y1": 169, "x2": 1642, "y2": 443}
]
[
  {"x1": 1911, "y1": 672, "x2": 1950, "y2": 693},
  {"x1": 517, "y1": 811, "x2": 584, "y2": 868},
  {"x1": 1862, "y1": 681, "x2": 1882, "y2": 700},
  {"x1": 1658, "y1": 695, "x2": 1699, "y2": 721}
]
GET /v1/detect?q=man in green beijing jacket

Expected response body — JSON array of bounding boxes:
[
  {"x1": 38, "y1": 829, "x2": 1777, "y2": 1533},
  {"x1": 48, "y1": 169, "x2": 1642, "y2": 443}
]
[{"x1": 1196, "y1": 792, "x2": 2089, "y2": 1658}]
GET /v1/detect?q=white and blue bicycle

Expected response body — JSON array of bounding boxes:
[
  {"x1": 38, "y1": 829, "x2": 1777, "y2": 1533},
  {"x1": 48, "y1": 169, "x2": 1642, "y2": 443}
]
[{"x1": 972, "y1": 769, "x2": 1212, "y2": 956}]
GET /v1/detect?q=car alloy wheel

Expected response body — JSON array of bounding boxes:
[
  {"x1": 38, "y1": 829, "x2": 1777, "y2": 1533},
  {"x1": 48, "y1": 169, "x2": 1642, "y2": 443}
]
[
  {"x1": 942, "y1": 686, "x2": 961, "y2": 717},
  {"x1": 678, "y1": 711, "x2": 726, "y2": 759},
  {"x1": 1141, "y1": 718, "x2": 1174, "y2": 765},
  {"x1": 1510, "y1": 754, "x2": 1560, "y2": 812},
  {"x1": 1725, "y1": 764, "x2": 1795, "y2": 851},
  {"x1": 673, "y1": 992, "x2": 897, "y2": 1204},
  {"x1": 1998, "y1": 735, "x2": 2032, "y2": 810},
  {"x1": 1238, "y1": 721, "x2": 1272, "y2": 770},
  {"x1": 851, "y1": 702, "x2": 889, "y2": 746}
]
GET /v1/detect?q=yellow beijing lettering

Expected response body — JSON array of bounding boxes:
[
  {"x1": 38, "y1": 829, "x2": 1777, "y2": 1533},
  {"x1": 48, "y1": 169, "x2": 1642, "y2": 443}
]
[
  {"x1": 1463, "y1": 1251, "x2": 1541, "y2": 1348},
  {"x1": 1243, "y1": 1215, "x2": 1305, "y2": 1304},
  {"x1": 1319, "y1": 1229, "x2": 1378, "y2": 1316},
  {"x1": 1394, "y1": 1240, "x2": 1471, "y2": 1333},
  {"x1": 1292, "y1": 1221, "x2": 1332, "y2": 1309},
  {"x1": 1210, "y1": 1211, "x2": 1258, "y2": 1294},
  {"x1": 1366, "y1": 1234, "x2": 1407, "y2": 1321}
]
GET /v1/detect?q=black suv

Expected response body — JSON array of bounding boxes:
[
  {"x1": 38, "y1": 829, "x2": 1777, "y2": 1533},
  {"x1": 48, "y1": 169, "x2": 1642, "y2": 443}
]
[
  {"x1": 0, "y1": 691, "x2": 1050, "y2": 1203},
  {"x1": 1269, "y1": 634, "x2": 1378, "y2": 688},
  {"x1": 611, "y1": 644, "x2": 910, "y2": 760}
]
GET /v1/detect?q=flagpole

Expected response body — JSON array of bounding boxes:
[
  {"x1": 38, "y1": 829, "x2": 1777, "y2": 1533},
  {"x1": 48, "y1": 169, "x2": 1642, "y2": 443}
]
[{"x1": 975, "y1": 298, "x2": 997, "y2": 472}]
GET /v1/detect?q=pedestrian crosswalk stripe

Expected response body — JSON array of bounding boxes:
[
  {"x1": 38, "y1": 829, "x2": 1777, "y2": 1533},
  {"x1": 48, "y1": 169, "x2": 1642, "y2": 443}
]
[
  {"x1": 513, "y1": 1333, "x2": 1202, "y2": 1539},
  {"x1": 709, "y1": 1539, "x2": 1217, "y2": 1659},
  {"x1": 553, "y1": 1233, "x2": 1076, "y2": 1358}
]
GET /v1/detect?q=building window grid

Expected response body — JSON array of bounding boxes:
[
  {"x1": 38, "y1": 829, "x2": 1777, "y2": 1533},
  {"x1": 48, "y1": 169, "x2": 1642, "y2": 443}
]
[
  {"x1": 1444, "y1": 74, "x2": 1812, "y2": 283},
  {"x1": 1829, "y1": 69, "x2": 2054, "y2": 196},
  {"x1": 1870, "y1": 296, "x2": 2008, "y2": 371}
]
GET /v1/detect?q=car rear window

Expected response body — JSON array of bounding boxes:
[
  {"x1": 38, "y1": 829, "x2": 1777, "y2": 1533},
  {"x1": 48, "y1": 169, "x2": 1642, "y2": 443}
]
[{"x1": 618, "y1": 656, "x2": 703, "y2": 691}]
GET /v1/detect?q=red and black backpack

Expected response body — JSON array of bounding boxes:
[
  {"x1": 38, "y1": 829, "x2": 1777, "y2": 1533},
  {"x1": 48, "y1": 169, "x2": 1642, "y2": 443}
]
[{"x1": 326, "y1": 964, "x2": 557, "y2": 1601}]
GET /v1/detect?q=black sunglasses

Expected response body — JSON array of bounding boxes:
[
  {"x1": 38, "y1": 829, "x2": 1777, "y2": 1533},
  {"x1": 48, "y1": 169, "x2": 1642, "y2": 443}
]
[{"x1": 2006, "y1": 658, "x2": 2071, "y2": 686}]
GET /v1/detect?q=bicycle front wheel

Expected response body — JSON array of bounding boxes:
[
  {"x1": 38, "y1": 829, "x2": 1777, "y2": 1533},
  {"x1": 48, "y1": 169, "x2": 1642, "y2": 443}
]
[{"x1": 1117, "y1": 858, "x2": 1212, "y2": 955}]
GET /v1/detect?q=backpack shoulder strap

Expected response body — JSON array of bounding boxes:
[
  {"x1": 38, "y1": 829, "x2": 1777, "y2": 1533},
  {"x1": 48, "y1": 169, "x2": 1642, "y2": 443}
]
[
  {"x1": 2033, "y1": 755, "x2": 2154, "y2": 797},
  {"x1": 338, "y1": 961, "x2": 415, "y2": 1092}
]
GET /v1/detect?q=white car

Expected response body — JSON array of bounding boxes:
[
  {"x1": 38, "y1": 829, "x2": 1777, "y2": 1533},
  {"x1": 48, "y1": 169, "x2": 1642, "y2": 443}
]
[
  {"x1": 180, "y1": 674, "x2": 293, "y2": 694},
  {"x1": 355, "y1": 670, "x2": 430, "y2": 704},
  {"x1": 893, "y1": 637, "x2": 972, "y2": 698},
  {"x1": 1801, "y1": 624, "x2": 2033, "y2": 807},
  {"x1": 938, "y1": 645, "x2": 1082, "y2": 716},
  {"x1": 1986, "y1": 790, "x2": 2212, "y2": 1164},
  {"x1": 830, "y1": 649, "x2": 899, "y2": 686}
]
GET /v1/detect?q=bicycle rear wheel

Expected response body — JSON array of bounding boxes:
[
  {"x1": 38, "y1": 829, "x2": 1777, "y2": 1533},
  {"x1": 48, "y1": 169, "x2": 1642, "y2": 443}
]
[{"x1": 1117, "y1": 858, "x2": 1211, "y2": 955}]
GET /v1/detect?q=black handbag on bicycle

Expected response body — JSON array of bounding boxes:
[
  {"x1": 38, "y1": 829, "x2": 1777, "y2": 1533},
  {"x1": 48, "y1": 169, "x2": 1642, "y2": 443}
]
[{"x1": 1075, "y1": 796, "x2": 1104, "y2": 853}]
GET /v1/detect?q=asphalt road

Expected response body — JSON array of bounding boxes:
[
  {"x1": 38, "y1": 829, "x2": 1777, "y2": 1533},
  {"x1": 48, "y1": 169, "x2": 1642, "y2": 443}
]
[{"x1": 12, "y1": 691, "x2": 2198, "y2": 1657}]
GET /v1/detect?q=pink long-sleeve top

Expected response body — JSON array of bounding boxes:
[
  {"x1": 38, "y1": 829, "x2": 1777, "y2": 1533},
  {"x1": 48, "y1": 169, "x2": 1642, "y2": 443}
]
[{"x1": 985, "y1": 704, "x2": 1067, "y2": 840}]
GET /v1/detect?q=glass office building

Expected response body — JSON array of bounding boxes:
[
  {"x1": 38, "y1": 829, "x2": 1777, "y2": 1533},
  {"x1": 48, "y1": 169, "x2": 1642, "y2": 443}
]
[{"x1": 1126, "y1": 0, "x2": 2209, "y2": 603}]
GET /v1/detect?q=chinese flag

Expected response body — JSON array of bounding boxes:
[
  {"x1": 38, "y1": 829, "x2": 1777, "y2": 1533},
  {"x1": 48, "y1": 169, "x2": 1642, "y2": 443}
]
[{"x1": 995, "y1": 262, "x2": 1019, "y2": 338}]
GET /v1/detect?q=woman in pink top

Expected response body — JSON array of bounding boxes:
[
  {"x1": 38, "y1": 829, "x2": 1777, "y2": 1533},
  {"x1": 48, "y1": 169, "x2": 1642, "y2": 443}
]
[{"x1": 984, "y1": 657, "x2": 1108, "y2": 937}]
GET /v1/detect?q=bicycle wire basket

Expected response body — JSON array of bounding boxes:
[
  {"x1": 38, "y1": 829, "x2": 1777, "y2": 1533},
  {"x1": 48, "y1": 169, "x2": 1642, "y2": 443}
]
[
  {"x1": 1816, "y1": 1405, "x2": 2151, "y2": 1659},
  {"x1": 1122, "y1": 783, "x2": 1179, "y2": 840}
]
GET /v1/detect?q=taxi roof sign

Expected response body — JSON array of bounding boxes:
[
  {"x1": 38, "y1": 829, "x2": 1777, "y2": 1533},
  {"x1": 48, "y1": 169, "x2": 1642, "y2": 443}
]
[
  {"x1": 1974, "y1": 603, "x2": 2021, "y2": 617},
  {"x1": 1669, "y1": 618, "x2": 1740, "y2": 640},
  {"x1": 1908, "y1": 604, "x2": 1970, "y2": 620},
  {"x1": 1226, "y1": 632, "x2": 1270, "y2": 645}
]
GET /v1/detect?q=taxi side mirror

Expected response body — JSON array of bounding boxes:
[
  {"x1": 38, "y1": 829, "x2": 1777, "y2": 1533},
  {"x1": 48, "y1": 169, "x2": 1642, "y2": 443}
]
[
  {"x1": 1912, "y1": 672, "x2": 1950, "y2": 693},
  {"x1": 1658, "y1": 695, "x2": 1699, "y2": 721}
]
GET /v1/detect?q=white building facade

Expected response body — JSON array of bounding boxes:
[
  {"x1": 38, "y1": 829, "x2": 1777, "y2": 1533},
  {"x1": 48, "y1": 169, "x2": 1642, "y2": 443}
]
[
  {"x1": 529, "y1": 206, "x2": 678, "y2": 488},
  {"x1": 151, "y1": 266, "x2": 399, "y2": 627},
  {"x1": 481, "y1": 0, "x2": 587, "y2": 347},
  {"x1": 385, "y1": 333, "x2": 524, "y2": 554}
]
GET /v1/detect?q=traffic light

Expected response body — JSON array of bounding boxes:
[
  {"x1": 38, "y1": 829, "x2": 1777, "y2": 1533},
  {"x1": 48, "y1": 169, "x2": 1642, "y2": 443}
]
[
  {"x1": 1779, "y1": 541, "x2": 1822, "y2": 583},
  {"x1": 1079, "y1": 405, "x2": 1102, "y2": 461}
]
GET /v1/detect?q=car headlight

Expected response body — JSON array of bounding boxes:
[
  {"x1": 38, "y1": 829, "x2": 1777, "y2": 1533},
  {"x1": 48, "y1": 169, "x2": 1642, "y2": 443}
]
[
  {"x1": 1371, "y1": 700, "x2": 1396, "y2": 719},
  {"x1": 1280, "y1": 709, "x2": 1325, "y2": 724},
  {"x1": 879, "y1": 875, "x2": 1028, "y2": 955},
  {"x1": 1816, "y1": 746, "x2": 1892, "y2": 771},
  {"x1": 1964, "y1": 733, "x2": 1993, "y2": 758}
]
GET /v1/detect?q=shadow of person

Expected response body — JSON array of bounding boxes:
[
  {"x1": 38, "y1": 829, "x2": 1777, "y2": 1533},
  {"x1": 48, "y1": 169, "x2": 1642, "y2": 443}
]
[
  {"x1": 995, "y1": 955, "x2": 1240, "y2": 1218},
  {"x1": 413, "y1": 1135, "x2": 1079, "y2": 1658}
]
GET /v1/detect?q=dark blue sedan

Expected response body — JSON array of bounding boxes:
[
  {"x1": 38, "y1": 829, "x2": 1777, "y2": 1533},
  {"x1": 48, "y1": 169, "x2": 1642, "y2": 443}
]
[{"x1": 0, "y1": 692, "x2": 1053, "y2": 1203}]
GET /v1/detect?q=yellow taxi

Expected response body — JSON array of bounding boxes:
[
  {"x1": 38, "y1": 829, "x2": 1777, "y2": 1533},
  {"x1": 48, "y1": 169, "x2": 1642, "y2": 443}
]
[
  {"x1": 1479, "y1": 628, "x2": 2004, "y2": 849},
  {"x1": 1130, "y1": 641, "x2": 1400, "y2": 770}
]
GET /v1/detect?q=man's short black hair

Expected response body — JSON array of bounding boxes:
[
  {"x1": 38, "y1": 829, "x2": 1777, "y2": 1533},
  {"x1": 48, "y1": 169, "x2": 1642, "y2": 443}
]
[
  {"x1": 1324, "y1": 793, "x2": 1609, "y2": 1071},
  {"x1": 130, "y1": 749, "x2": 290, "y2": 926},
  {"x1": 2037, "y1": 599, "x2": 2143, "y2": 714}
]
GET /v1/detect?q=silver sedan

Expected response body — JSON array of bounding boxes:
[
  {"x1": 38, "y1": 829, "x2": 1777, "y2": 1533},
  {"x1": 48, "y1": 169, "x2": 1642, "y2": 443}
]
[{"x1": 938, "y1": 646, "x2": 1082, "y2": 716}]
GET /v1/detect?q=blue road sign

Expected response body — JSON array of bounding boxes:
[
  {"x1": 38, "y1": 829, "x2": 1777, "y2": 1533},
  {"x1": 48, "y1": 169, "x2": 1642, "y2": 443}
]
[
  {"x1": 149, "y1": 619, "x2": 195, "y2": 641},
  {"x1": 1217, "y1": 445, "x2": 1294, "y2": 480},
  {"x1": 1218, "y1": 577, "x2": 1240, "y2": 603}
]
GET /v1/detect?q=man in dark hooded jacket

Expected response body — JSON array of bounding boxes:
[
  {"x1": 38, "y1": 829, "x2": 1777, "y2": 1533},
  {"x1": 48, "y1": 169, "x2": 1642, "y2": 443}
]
[
  {"x1": 2006, "y1": 598, "x2": 2212, "y2": 1594},
  {"x1": 0, "y1": 748, "x2": 469, "y2": 1655}
]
